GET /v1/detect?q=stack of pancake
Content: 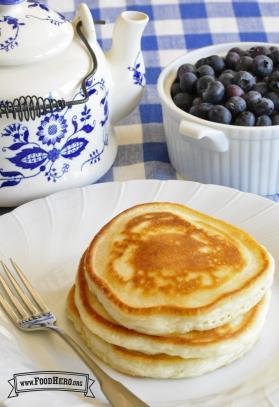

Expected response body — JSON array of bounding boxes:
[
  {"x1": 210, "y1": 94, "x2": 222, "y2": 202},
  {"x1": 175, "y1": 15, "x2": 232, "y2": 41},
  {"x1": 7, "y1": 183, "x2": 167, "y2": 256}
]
[{"x1": 67, "y1": 202, "x2": 274, "y2": 378}]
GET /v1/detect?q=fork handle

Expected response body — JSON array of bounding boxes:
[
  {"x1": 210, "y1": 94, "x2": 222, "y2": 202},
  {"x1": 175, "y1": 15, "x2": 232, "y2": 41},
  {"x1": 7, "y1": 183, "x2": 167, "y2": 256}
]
[{"x1": 46, "y1": 325, "x2": 149, "y2": 407}]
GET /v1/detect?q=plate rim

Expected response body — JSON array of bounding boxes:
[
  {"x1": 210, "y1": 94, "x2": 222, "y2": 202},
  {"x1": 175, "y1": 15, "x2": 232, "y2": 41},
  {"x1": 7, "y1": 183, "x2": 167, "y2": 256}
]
[{"x1": 5, "y1": 179, "x2": 279, "y2": 222}]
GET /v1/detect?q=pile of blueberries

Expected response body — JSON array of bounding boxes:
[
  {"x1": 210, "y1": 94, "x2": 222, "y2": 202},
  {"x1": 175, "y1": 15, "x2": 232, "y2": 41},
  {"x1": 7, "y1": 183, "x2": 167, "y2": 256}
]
[{"x1": 171, "y1": 46, "x2": 279, "y2": 126}]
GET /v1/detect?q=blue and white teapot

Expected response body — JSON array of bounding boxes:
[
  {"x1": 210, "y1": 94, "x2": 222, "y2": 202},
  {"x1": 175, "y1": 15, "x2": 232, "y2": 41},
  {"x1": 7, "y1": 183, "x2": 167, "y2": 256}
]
[{"x1": 0, "y1": 0, "x2": 148, "y2": 206}]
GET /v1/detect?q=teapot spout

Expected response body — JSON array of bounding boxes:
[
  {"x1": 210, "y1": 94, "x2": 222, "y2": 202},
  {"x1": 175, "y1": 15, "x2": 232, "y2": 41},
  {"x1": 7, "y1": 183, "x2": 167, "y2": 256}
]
[{"x1": 106, "y1": 11, "x2": 148, "y2": 124}]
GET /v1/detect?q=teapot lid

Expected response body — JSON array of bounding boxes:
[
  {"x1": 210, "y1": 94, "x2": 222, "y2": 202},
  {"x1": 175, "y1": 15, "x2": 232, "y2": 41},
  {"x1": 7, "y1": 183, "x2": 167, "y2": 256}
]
[{"x1": 0, "y1": 0, "x2": 74, "y2": 65}]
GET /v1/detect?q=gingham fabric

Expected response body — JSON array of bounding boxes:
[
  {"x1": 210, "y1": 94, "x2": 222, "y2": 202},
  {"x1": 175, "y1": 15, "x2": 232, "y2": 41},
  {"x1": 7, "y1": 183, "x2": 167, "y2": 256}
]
[{"x1": 2, "y1": 0, "x2": 279, "y2": 217}]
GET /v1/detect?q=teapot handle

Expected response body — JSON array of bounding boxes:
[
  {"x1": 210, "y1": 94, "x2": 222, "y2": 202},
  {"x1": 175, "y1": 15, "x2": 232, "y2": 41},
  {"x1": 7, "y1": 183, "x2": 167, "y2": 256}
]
[
  {"x1": 0, "y1": 22, "x2": 97, "y2": 122},
  {"x1": 74, "y1": 3, "x2": 97, "y2": 43}
]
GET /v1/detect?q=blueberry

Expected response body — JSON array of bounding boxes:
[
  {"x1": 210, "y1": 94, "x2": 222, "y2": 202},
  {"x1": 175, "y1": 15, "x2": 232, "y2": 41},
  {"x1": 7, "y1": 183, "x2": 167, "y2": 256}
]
[
  {"x1": 225, "y1": 96, "x2": 247, "y2": 115},
  {"x1": 252, "y1": 97, "x2": 274, "y2": 116},
  {"x1": 192, "y1": 96, "x2": 203, "y2": 106},
  {"x1": 244, "y1": 91, "x2": 262, "y2": 110},
  {"x1": 270, "y1": 49, "x2": 279, "y2": 67},
  {"x1": 256, "y1": 115, "x2": 272, "y2": 126},
  {"x1": 178, "y1": 63, "x2": 196, "y2": 79},
  {"x1": 235, "y1": 56, "x2": 253, "y2": 72},
  {"x1": 205, "y1": 55, "x2": 226, "y2": 75},
  {"x1": 218, "y1": 72, "x2": 234, "y2": 86},
  {"x1": 208, "y1": 105, "x2": 232, "y2": 124},
  {"x1": 268, "y1": 71, "x2": 279, "y2": 91},
  {"x1": 189, "y1": 103, "x2": 213, "y2": 120},
  {"x1": 180, "y1": 72, "x2": 197, "y2": 93},
  {"x1": 234, "y1": 71, "x2": 256, "y2": 91},
  {"x1": 196, "y1": 75, "x2": 215, "y2": 95},
  {"x1": 234, "y1": 111, "x2": 256, "y2": 126},
  {"x1": 252, "y1": 55, "x2": 273, "y2": 77},
  {"x1": 253, "y1": 82, "x2": 268, "y2": 96},
  {"x1": 265, "y1": 91, "x2": 279, "y2": 111},
  {"x1": 226, "y1": 84, "x2": 244, "y2": 97},
  {"x1": 195, "y1": 58, "x2": 206, "y2": 68},
  {"x1": 249, "y1": 46, "x2": 270, "y2": 57},
  {"x1": 263, "y1": 76, "x2": 270, "y2": 83},
  {"x1": 225, "y1": 51, "x2": 240, "y2": 70},
  {"x1": 173, "y1": 92, "x2": 193, "y2": 112},
  {"x1": 171, "y1": 82, "x2": 181, "y2": 97},
  {"x1": 202, "y1": 81, "x2": 225, "y2": 104},
  {"x1": 196, "y1": 64, "x2": 215, "y2": 77},
  {"x1": 189, "y1": 105, "x2": 199, "y2": 116},
  {"x1": 272, "y1": 114, "x2": 279, "y2": 125},
  {"x1": 229, "y1": 47, "x2": 246, "y2": 57},
  {"x1": 223, "y1": 69, "x2": 235, "y2": 75},
  {"x1": 258, "y1": 46, "x2": 270, "y2": 56}
]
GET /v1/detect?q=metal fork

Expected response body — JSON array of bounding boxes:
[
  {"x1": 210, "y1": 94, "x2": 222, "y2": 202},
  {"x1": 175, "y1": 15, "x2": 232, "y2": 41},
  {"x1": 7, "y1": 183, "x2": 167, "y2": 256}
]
[{"x1": 0, "y1": 259, "x2": 149, "y2": 407}]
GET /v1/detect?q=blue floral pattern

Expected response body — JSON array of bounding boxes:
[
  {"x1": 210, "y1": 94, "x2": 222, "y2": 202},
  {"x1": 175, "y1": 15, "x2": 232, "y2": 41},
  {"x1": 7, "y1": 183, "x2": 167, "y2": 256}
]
[
  {"x1": 0, "y1": 2, "x2": 66, "y2": 53},
  {"x1": 26, "y1": 1, "x2": 66, "y2": 26},
  {"x1": 27, "y1": 1, "x2": 50, "y2": 12},
  {"x1": 0, "y1": 16, "x2": 25, "y2": 51},
  {"x1": 37, "y1": 114, "x2": 68, "y2": 145},
  {"x1": 128, "y1": 52, "x2": 145, "y2": 87},
  {"x1": 0, "y1": 79, "x2": 109, "y2": 188},
  {"x1": 81, "y1": 82, "x2": 109, "y2": 170}
]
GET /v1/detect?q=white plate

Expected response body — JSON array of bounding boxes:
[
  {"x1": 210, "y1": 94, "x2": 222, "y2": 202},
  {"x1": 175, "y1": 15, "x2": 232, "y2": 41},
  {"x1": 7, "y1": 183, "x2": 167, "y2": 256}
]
[{"x1": 0, "y1": 180, "x2": 279, "y2": 407}]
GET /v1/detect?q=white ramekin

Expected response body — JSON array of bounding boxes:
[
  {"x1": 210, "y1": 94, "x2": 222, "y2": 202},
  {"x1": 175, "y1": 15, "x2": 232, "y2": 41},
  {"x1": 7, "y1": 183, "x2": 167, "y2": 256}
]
[{"x1": 158, "y1": 42, "x2": 279, "y2": 195}]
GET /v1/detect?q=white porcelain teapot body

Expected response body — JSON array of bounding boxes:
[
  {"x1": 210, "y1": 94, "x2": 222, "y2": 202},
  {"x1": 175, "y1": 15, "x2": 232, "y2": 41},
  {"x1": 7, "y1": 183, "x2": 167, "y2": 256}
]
[{"x1": 0, "y1": 0, "x2": 148, "y2": 206}]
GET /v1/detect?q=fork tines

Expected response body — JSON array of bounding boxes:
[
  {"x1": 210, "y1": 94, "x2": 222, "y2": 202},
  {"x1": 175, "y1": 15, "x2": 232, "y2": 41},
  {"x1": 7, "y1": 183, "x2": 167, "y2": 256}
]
[{"x1": 0, "y1": 259, "x2": 49, "y2": 323}]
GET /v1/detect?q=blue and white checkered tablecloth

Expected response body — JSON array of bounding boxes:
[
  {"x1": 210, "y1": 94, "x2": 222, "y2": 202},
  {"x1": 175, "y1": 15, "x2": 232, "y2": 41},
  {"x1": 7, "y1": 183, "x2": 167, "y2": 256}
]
[{"x1": 2, "y1": 0, "x2": 279, "y2": 216}]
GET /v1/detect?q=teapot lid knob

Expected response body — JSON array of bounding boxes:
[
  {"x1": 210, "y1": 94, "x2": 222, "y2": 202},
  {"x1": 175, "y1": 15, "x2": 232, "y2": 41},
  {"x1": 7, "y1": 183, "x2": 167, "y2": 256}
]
[{"x1": 0, "y1": 0, "x2": 24, "y2": 4}]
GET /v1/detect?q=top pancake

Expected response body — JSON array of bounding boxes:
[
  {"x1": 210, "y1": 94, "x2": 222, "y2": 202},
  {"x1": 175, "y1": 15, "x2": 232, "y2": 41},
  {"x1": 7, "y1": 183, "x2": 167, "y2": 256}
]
[{"x1": 85, "y1": 202, "x2": 274, "y2": 335}]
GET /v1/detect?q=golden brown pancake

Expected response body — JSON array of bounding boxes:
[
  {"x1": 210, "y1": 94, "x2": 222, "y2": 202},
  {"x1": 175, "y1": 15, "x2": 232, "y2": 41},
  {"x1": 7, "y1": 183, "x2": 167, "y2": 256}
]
[
  {"x1": 84, "y1": 203, "x2": 274, "y2": 335},
  {"x1": 75, "y1": 253, "x2": 270, "y2": 358},
  {"x1": 67, "y1": 286, "x2": 267, "y2": 378}
]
